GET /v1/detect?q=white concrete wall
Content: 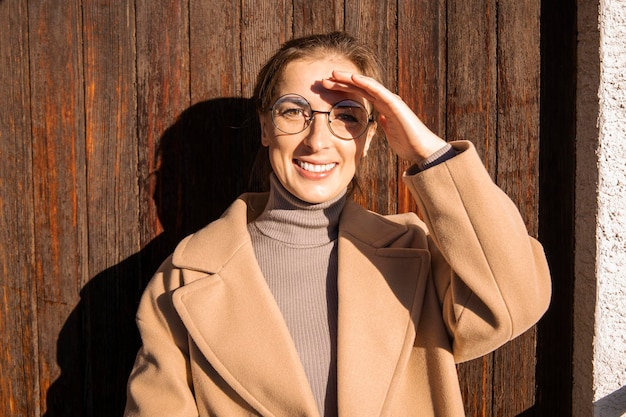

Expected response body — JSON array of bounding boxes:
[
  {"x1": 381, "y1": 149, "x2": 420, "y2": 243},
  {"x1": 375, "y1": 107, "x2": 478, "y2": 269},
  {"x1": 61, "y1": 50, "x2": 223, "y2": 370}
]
[{"x1": 575, "y1": 0, "x2": 626, "y2": 416}]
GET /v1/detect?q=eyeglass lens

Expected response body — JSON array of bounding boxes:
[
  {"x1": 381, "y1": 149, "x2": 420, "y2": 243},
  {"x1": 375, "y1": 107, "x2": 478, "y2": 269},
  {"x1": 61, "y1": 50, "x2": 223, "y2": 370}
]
[{"x1": 271, "y1": 94, "x2": 370, "y2": 139}]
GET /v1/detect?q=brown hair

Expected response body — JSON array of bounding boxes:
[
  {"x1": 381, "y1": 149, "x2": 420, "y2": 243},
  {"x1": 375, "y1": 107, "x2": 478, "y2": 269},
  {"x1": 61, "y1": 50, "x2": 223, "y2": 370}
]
[{"x1": 253, "y1": 31, "x2": 382, "y2": 112}]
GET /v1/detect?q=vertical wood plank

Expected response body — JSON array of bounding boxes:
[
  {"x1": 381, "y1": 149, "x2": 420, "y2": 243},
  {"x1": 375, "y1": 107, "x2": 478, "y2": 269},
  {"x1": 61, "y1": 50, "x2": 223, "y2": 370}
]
[
  {"x1": 136, "y1": 0, "x2": 191, "y2": 262},
  {"x1": 241, "y1": 0, "x2": 292, "y2": 99},
  {"x1": 292, "y1": 0, "x2": 344, "y2": 36},
  {"x1": 447, "y1": 1, "x2": 497, "y2": 415},
  {"x1": 190, "y1": 0, "x2": 241, "y2": 101},
  {"x1": 493, "y1": 0, "x2": 541, "y2": 415},
  {"x1": 345, "y1": 0, "x2": 398, "y2": 215},
  {"x1": 397, "y1": 0, "x2": 447, "y2": 215},
  {"x1": 176, "y1": 1, "x2": 259, "y2": 239},
  {"x1": 0, "y1": 1, "x2": 39, "y2": 415},
  {"x1": 446, "y1": 0, "x2": 497, "y2": 172},
  {"x1": 79, "y1": 0, "x2": 140, "y2": 415},
  {"x1": 27, "y1": 0, "x2": 88, "y2": 414}
]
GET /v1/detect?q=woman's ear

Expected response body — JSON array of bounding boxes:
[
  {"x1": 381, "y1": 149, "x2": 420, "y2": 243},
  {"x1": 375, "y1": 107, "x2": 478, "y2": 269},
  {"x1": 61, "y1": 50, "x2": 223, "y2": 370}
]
[
  {"x1": 259, "y1": 113, "x2": 271, "y2": 147},
  {"x1": 362, "y1": 122, "x2": 377, "y2": 157}
]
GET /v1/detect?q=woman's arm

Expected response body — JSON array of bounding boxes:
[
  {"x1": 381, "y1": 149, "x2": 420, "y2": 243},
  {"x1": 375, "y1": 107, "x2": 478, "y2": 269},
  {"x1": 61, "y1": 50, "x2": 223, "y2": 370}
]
[
  {"x1": 404, "y1": 141, "x2": 551, "y2": 362},
  {"x1": 324, "y1": 72, "x2": 551, "y2": 362}
]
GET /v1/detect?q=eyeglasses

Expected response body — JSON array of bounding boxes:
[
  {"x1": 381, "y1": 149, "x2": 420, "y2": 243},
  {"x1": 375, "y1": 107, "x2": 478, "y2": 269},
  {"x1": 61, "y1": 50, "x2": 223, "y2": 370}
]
[{"x1": 269, "y1": 94, "x2": 374, "y2": 140}]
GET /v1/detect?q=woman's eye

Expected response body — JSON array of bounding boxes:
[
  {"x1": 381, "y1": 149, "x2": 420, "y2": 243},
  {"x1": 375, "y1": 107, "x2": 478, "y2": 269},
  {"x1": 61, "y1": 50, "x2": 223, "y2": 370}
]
[
  {"x1": 280, "y1": 108, "x2": 305, "y2": 118},
  {"x1": 333, "y1": 110, "x2": 366, "y2": 125},
  {"x1": 335, "y1": 113, "x2": 359, "y2": 123}
]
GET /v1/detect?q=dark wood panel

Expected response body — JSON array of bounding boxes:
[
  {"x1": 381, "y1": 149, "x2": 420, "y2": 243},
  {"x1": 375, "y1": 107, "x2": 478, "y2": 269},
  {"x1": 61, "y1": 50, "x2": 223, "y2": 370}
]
[
  {"x1": 0, "y1": 1, "x2": 556, "y2": 415},
  {"x1": 397, "y1": 0, "x2": 447, "y2": 215},
  {"x1": 293, "y1": 0, "x2": 344, "y2": 36},
  {"x1": 241, "y1": 1, "x2": 293, "y2": 98},
  {"x1": 80, "y1": 0, "x2": 140, "y2": 415},
  {"x1": 0, "y1": 1, "x2": 38, "y2": 415},
  {"x1": 136, "y1": 0, "x2": 191, "y2": 255},
  {"x1": 26, "y1": 0, "x2": 88, "y2": 415},
  {"x1": 190, "y1": 0, "x2": 241, "y2": 100},
  {"x1": 447, "y1": 0, "x2": 497, "y2": 172}
]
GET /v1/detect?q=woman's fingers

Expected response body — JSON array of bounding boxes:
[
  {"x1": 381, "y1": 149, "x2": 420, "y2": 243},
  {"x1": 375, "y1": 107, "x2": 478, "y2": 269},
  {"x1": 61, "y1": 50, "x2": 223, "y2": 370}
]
[
  {"x1": 323, "y1": 70, "x2": 447, "y2": 162},
  {"x1": 324, "y1": 71, "x2": 400, "y2": 111}
]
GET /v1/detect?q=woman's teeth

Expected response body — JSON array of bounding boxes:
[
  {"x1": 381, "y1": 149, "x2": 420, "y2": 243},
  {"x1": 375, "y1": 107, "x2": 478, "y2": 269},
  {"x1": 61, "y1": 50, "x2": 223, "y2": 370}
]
[{"x1": 297, "y1": 160, "x2": 336, "y2": 173}]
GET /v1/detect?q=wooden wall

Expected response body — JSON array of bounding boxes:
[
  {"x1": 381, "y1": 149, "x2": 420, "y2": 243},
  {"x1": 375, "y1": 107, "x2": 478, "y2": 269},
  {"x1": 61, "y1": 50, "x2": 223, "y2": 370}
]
[{"x1": 0, "y1": 0, "x2": 553, "y2": 415}]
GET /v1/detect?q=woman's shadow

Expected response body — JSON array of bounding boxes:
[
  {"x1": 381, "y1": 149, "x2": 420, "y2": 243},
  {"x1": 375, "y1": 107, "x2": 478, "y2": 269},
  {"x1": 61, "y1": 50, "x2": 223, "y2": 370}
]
[{"x1": 44, "y1": 97, "x2": 263, "y2": 416}]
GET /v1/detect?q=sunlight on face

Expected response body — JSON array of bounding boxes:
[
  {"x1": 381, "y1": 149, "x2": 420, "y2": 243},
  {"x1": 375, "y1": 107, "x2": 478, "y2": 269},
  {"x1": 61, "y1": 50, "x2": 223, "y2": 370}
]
[{"x1": 259, "y1": 58, "x2": 375, "y2": 204}]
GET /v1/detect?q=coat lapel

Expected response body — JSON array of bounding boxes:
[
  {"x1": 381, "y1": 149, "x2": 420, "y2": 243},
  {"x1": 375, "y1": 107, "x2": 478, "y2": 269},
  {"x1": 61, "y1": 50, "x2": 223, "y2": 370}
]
[
  {"x1": 336, "y1": 201, "x2": 430, "y2": 416},
  {"x1": 167, "y1": 195, "x2": 429, "y2": 417},
  {"x1": 170, "y1": 195, "x2": 320, "y2": 417}
]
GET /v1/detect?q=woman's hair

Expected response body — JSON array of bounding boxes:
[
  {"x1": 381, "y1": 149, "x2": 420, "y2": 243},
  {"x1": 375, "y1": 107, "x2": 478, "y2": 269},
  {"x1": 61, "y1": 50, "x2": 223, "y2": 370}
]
[
  {"x1": 253, "y1": 31, "x2": 382, "y2": 112},
  {"x1": 248, "y1": 32, "x2": 382, "y2": 193}
]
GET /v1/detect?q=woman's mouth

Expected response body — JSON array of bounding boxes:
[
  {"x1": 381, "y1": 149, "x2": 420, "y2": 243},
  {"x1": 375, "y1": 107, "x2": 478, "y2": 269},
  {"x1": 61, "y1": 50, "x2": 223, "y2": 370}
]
[{"x1": 296, "y1": 160, "x2": 337, "y2": 173}]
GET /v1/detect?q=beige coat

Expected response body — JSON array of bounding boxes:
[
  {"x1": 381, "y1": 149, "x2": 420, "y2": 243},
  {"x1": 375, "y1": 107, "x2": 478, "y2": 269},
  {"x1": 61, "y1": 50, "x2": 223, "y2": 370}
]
[{"x1": 124, "y1": 141, "x2": 551, "y2": 417}]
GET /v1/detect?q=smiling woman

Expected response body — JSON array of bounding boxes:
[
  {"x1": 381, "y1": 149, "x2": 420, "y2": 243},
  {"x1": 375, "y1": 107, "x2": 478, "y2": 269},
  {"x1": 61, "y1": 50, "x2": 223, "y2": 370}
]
[
  {"x1": 123, "y1": 31, "x2": 551, "y2": 417},
  {"x1": 258, "y1": 57, "x2": 377, "y2": 204}
]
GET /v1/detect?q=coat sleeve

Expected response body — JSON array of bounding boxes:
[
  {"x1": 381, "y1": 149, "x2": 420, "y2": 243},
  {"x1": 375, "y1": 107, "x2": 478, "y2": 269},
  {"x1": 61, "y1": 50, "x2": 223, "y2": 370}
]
[
  {"x1": 124, "y1": 257, "x2": 199, "y2": 417},
  {"x1": 402, "y1": 140, "x2": 551, "y2": 363}
]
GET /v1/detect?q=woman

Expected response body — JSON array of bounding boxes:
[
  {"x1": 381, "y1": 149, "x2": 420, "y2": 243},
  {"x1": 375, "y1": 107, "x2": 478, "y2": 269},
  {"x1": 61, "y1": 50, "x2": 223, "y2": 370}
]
[{"x1": 124, "y1": 32, "x2": 551, "y2": 417}]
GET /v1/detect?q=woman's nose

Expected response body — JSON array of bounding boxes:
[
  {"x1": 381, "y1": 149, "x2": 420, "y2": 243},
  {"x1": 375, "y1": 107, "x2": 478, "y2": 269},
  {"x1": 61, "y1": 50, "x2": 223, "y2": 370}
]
[{"x1": 303, "y1": 113, "x2": 332, "y2": 150}]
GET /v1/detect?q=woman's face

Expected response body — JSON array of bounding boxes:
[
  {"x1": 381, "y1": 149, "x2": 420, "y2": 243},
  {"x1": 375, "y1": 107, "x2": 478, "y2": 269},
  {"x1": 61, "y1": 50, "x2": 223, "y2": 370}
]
[{"x1": 259, "y1": 57, "x2": 376, "y2": 204}]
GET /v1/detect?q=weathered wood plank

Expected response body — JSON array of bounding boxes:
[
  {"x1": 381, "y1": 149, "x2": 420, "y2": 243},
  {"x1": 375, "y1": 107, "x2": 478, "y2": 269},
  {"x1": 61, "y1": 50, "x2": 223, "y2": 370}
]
[
  {"x1": 293, "y1": 0, "x2": 344, "y2": 36},
  {"x1": 190, "y1": 0, "x2": 241, "y2": 100},
  {"x1": 0, "y1": 0, "x2": 38, "y2": 415},
  {"x1": 241, "y1": 1, "x2": 292, "y2": 99},
  {"x1": 397, "y1": 0, "x2": 447, "y2": 216},
  {"x1": 79, "y1": 0, "x2": 140, "y2": 414},
  {"x1": 447, "y1": 0, "x2": 497, "y2": 173},
  {"x1": 136, "y1": 0, "x2": 191, "y2": 257},
  {"x1": 27, "y1": 0, "x2": 88, "y2": 414},
  {"x1": 168, "y1": 2, "x2": 259, "y2": 239},
  {"x1": 493, "y1": 0, "x2": 541, "y2": 415}
]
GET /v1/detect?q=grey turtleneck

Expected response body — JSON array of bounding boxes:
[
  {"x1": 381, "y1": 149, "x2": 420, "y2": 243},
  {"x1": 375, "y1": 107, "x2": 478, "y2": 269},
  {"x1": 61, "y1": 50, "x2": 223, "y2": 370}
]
[{"x1": 247, "y1": 174, "x2": 345, "y2": 417}]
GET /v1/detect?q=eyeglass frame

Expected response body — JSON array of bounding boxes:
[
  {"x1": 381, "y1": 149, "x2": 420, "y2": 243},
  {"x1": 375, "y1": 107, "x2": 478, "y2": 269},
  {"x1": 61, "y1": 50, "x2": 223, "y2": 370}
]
[{"x1": 268, "y1": 93, "x2": 375, "y2": 140}]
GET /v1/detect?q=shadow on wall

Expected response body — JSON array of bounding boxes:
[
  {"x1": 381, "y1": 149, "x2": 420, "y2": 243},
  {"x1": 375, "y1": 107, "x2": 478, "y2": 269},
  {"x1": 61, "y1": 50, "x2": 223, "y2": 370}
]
[
  {"x1": 594, "y1": 385, "x2": 626, "y2": 417},
  {"x1": 43, "y1": 97, "x2": 262, "y2": 416}
]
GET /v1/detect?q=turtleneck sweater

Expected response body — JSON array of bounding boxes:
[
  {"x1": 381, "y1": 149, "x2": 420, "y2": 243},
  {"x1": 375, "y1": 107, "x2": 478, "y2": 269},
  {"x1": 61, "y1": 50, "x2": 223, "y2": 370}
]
[{"x1": 247, "y1": 174, "x2": 345, "y2": 417}]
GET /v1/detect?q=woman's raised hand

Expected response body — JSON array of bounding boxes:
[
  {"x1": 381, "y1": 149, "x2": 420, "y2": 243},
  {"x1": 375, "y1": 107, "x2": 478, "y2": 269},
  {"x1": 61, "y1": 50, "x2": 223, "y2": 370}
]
[{"x1": 322, "y1": 71, "x2": 447, "y2": 164}]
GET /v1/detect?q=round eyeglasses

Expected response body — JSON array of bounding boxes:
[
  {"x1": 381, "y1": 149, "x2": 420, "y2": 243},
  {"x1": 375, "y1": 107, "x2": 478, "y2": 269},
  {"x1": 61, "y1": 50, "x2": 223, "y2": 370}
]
[{"x1": 269, "y1": 94, "x2": 374, "y2": 140}]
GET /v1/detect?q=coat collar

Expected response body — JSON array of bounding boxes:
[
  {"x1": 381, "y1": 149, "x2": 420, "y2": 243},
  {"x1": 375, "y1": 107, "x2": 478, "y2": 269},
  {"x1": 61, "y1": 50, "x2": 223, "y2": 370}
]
[{"x1": 170, "y1": 194, "x2": 429, "y2": 417}]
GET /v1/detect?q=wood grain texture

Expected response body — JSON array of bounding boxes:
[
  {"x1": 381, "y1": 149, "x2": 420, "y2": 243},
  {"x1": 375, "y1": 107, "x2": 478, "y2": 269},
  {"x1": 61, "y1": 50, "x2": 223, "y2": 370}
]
[
  {"x1": 80, "y1": 0, "x2": 140, "y2": 414},
  {"x1": 447, "y1": 0, "x2": 497, "y2": 172},
  {"x1": 293, "y1": 0, "x2": 344, "y2": 36},
  {"x1": 397, "y1": 0, "x2": 447, "y2": 216},
  {"x1": 0, "y1": 2, "x2": 38, "y2": 415},
  {"x1": 136, "y1": 0, "x2": 190, "y2": 256},
  {"x1": 26, "y1": 0, "x2": 88, "y2": 415}
]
